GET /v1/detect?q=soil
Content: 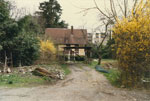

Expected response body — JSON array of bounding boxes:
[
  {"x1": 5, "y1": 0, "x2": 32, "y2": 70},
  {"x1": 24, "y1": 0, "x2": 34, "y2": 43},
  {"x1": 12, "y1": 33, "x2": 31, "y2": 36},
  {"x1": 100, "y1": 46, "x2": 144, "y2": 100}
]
[{"x1": 0, "y1": 64, "x2": 150, "y2": 101}]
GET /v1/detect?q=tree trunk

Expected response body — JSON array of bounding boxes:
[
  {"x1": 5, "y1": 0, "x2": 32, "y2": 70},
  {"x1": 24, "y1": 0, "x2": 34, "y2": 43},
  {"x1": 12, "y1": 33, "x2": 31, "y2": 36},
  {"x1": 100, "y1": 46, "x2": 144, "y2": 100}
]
[{"x1": 98, "y1": 54, "x2": 102, "y2": 65}]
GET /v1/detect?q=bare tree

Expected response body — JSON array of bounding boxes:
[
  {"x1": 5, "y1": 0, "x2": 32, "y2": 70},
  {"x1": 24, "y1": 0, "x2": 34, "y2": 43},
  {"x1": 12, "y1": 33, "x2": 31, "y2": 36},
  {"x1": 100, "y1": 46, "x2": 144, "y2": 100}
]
[
  {"x1": 80, "y1": 0, "x2": 140, "y2": 64},
  {"x1": 8, "y1": 1, "x2": 28, "y2": 20},
  {"x1": 97, "y1": 20, "x2": 114, "y2": 65}
]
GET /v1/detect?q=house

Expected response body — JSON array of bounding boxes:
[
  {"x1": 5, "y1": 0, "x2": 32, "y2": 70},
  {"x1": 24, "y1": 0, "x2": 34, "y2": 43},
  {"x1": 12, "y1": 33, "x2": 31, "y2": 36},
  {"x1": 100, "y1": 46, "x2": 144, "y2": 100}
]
[
  {"x1": 45, "y1": 26, "x2": 91, "y2": 61},
  {"x1": 87, "y1": 33, "x2": 93, "y2": 43},
  {"x1": 88, "y1": 31, "x2": 112, "y2": 45}
]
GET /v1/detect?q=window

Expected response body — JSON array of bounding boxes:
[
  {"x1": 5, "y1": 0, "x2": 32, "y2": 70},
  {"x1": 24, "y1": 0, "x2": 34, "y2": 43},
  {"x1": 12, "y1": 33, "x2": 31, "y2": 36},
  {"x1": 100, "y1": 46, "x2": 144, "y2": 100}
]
[
  {"x1": 66, "y1": 44, "x2": 70, "y2": 47},
  {"x1": 96, "y1": 33, "x2": 99, "y2": 38},
  {"x1": 75, "y1": 45, "x2": 79, "y2": 54},
  {"x1": 101, "y1": 33, "x2": 106, "y2": 38}
]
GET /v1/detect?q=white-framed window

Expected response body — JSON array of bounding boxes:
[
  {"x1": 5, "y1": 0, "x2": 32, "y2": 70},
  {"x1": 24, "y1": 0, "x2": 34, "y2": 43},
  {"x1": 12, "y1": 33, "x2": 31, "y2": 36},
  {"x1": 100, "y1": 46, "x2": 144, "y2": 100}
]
[
  {"x1": 96, "y1": 33, "x2": 99, "y2": 38},
  {"x1": 101, "y1": 33, "x2": 106, "y2": 38}
]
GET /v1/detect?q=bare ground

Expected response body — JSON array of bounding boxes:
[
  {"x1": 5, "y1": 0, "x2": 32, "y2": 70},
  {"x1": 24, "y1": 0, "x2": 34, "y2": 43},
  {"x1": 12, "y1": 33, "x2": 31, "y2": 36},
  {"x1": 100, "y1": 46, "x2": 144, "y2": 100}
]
[{"x1": 0, "y1": 64, "x2": 150, "y2": 101}]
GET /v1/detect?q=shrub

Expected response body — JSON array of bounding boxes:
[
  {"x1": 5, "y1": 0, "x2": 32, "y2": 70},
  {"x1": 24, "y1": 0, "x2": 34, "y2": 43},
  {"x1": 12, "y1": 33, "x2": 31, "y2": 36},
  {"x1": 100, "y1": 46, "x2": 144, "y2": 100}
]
[
  {"x1": 0, "y1": 1, "x2": 41, "y2": 67},
  {"x1": 101, "y1": 38, "x2": 116, "y2": 59},
  {"x1": 103, "y1": 69, "x2": 121, "y2": 86},
  {"x1": 90, "y1": 39, "x2": 115, "y2": 59},
  {"x1": 38, "y1": 40, "x2": 56, "y2": 64},
  {"x1": 0, "y1": 17, "x2": 40, "y2": 66},
  {"x1": 0, "y1": 45, "x2": 2, "y2": 51},
  {"x1": 63, "y1": 55, "x2": 85, "y2": 61},
  {"x1": 113, "y1": 0, "x2": 150, "y2": 87},
  {"x1": 40, "y1": 40, "x2": 56, "y2": 54},
  {"x1": 12, "y1": 35, "x2": 40, "y2": 66}
]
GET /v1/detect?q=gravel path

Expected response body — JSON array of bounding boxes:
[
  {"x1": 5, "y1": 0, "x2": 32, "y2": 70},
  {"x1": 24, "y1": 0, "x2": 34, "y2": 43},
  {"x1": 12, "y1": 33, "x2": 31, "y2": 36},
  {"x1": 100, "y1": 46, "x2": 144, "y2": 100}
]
[{"x1": 0, "y1": 64, "x2": 149, "y2": 101}]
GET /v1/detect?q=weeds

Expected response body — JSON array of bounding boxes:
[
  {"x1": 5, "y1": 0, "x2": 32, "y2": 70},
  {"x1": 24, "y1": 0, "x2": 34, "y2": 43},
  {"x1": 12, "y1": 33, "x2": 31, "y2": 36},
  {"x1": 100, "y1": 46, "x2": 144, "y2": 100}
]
[
  {"x1": 89, "y1": 59, "x2": 120, "y2": 87},
  {"x1": 103, "y1": 69, "x2": 121, "y2": 86},
  {"x1": 61, "y1": 64, "x2": 71, "y2": 75},
  {"x1": 0, "y1": 73, "x2": 45, "y2": 87}
]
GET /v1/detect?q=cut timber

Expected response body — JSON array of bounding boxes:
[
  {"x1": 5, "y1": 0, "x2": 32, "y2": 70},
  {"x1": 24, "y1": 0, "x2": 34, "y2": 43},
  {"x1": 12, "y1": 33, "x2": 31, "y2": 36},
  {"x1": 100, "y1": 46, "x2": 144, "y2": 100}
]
[
  {"x1": 33, "y1": 67, "x2": 58, "y2": 79},
  {"x1": 7, "y1": 68, "x2": 11, "y2": 73}
]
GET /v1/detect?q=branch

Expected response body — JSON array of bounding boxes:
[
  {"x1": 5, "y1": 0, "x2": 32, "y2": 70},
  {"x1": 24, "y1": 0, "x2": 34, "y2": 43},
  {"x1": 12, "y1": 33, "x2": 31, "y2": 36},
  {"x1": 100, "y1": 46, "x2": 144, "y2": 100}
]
[
  {"x1": 93, "y1": 0, "x2": 110, "y2": 19},
  {"x1": 98, "y1": 22, "x2": 109, "y2": 49},
  {"x1": 110, "y1": 0, "x2": 117, "y2": 21},
  {"x1": 124, "y1": 0, "x2": 128, "y2": 17},
  {"x1": 133, "y1": 0, "x2": 139, "y2": 12},
  {"x1": 78, "y1": 7, "x2": 97, "y2": 14},
  {"x1": 117, "y1": 0, "x2": 125, "y2": 16}
]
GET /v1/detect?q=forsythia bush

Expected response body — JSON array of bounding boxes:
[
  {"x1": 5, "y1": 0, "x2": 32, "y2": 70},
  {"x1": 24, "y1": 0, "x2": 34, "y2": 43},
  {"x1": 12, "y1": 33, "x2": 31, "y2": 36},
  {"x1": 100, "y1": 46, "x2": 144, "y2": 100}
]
[
  {"x1": 40, "y1": 40, "x2": 56, "y2": 54},
  {"x1": 113, "y1": 0, "x2": 150, "y2": 87},
  {"x1": 39, "y1": 40, "x2": 56, "y2": 64}
]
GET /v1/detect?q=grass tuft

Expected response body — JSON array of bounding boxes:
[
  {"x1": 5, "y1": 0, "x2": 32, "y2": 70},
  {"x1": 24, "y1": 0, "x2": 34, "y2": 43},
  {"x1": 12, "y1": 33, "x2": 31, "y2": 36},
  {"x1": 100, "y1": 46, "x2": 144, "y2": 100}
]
[
  {"x1": 0, "y1": 73, "x2": 45, "y2": 87},
  {"x1": 89, "y1": 59, "x2": 120, "y2": 87},
  {"x1": 61, "y1": 64, "x2": 71, "y2": 75},
  {"x1": 103, "y1": 69, "x2": 121, "y2": 86}
]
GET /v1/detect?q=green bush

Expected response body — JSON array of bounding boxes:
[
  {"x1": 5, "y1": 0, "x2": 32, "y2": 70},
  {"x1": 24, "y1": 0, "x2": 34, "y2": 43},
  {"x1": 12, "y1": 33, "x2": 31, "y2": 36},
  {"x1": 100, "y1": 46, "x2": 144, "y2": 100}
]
[
  {"x1": 12, "y1": 35, "x2": 40, "y2": 66},
  {"x1": 103, "y1": 69, "x2": 121, "y2": 86},
  {"x1": 64, "y1": 55, "x2": 85, "y2": 61},
  {"x1": 90, "y1": 38, "x2": 115, "y2": 59},
  {"x1": 101, "y1": 38, "x2": 116, "y2": 59},
  {"x1": 75, "y1": 56, "x2": 85, "y2": 61},
  {"x1": 0, "y1": 45, "x2": 2, "y2": 51},
  {"x1": 61, "y1": 64, "x2": 71, "y2": 75},
  {"x1": 0, "y1": 74, "x2": 45, "y2": 87},
  {"x1": 0, "y1": 1, "x2": 41, "y2": 67}
]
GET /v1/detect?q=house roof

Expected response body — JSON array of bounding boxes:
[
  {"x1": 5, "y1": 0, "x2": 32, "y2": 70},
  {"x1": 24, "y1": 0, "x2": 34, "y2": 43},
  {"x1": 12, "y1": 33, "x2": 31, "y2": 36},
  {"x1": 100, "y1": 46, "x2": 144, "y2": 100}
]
[{"x1": 45, "y1": 28, "x2": 88, "y2": 45}]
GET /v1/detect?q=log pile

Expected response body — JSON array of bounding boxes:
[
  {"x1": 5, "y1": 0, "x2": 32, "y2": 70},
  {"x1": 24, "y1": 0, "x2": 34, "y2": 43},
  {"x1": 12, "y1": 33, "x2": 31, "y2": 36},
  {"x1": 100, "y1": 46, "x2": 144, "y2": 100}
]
[
  {"x1": 32, "y1": 67, "x2": 65, "y2": 80},
  {"x1": 0, "y1": 64, "x2": 65, "y2": 80}
]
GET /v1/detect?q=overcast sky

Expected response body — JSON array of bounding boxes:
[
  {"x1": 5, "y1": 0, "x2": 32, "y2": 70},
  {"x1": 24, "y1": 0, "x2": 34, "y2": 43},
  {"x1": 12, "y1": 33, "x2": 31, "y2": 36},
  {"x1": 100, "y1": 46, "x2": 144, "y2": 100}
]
[
  {"x1": 8, "y1": 0, "x2": 136, "y2": 32},
  {"x1": 8, "y1": 0, "x2": 108, "y2": 32}
]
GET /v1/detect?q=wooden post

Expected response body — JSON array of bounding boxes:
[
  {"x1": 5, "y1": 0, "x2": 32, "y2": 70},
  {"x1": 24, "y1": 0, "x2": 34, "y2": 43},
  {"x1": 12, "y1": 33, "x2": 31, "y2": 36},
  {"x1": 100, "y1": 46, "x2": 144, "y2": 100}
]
[
  {"x1": 3, "y1": 51, "x2": 7, "y2": 73},
  {"x1": 68, "y1": 49, "x2": 70, "y2": 62},
  {"x1": 63, "y1": 48, "x2": 65, "y2": 61},
  {"x1": 19, "y1": 60, "x2": 22, "y2": 67},
  {"x1": 85, "y1": 48, "x2": 88, "y2": 64},
  {"x1": 73, "y1": 50, "x2": 75, "y2": 62},
  {"x1": 10, "y1": 52, "x2": 13, "y2": 67}
]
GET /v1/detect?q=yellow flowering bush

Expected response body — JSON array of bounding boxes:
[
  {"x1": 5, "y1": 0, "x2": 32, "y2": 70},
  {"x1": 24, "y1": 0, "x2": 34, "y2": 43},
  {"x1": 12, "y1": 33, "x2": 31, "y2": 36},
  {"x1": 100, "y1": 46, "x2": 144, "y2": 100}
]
[
  {"x1": 40, "y1": 40, "x2": 56, "y2": 54},
  {"x1": 113, "y1": 0, "x2": 150, "y2": 87},
  {"x1": 39, "y1": 40, "x2": 56, "y2": 64}
]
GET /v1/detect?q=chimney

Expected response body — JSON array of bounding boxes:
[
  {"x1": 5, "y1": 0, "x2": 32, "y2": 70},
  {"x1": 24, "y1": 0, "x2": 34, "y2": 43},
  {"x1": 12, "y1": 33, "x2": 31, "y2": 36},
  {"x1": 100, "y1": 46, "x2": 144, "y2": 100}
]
[{"x1": 71, "y1": 26, "x2": 73, "y2": 35}]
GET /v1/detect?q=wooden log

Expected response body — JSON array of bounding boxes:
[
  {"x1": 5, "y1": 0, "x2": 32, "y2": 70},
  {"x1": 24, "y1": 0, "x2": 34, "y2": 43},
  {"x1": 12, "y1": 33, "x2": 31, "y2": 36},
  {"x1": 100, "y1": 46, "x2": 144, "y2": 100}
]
[
  {"x1": 33, "y1": 67, "x2": 58, "y2": 79},
  {"x1": 7, "y1": 68, "x2": 11, "y2": 73},
  {"x1": 3, "y1": 54, "x2": 7, "y2": 73}
]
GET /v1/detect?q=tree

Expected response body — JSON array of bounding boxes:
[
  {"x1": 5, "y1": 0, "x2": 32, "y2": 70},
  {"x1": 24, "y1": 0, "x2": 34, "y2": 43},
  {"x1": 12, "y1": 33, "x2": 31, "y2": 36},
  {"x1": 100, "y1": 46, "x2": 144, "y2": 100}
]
[
  {"x1": 113, "y1": 0, "x2": 150, "y2": 87},
  {"x1": 38, "y1": 0, "x2": 68, "y2": 28},
  {"x1": 101, "y1": 38, "x2": 115, "y2": 59},
  {"x1": 0, "y1": 0, "x2": 9, "y2": 22},
  {"x1": 12, "y1": 34, "x2": 40, "y2": 66},
  {"x1": 0, "y1": 0, "x2": 40, "y2": 67},
  {"x1": 82, "y1": 0, "x2": 141, "y2": 65},
  {"x1": 0, "y1": 0, "x2": 18, "y2": 55},
  {"x1": 88, "y1": 0, "x2": 150, "y2": 87},
  {"x1": 12, "y1": 15, "x2": 41, "y2": 66},
  {"x1": 18, "y1": 15, "x2": 41, "y2": 36}
]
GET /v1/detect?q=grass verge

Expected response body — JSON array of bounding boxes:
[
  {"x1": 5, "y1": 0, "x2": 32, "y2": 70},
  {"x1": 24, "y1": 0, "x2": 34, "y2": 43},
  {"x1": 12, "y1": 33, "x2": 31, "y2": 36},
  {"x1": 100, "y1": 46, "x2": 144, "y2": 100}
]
[
  {"x1": 103, "y1": 69, "x2": 121, "y2": 86},
  {"x1": 89, "y1": 59, "x2": 120, "y2": 86},
  {"x1": 88, "y1": 61, "x2": 98, "y2": 68},
  {"x1": 61, "y1": 64, "x2": 71, "y2": 75},
  {"x1": 0, "y1": 64, "x2": 69, "y2": 88},
  {"x1": 88, "y1": 59, "x2": 117, "y2": 68},
  {"x1": 0, "y1": 73, "x2": 46, "y2": 88}
]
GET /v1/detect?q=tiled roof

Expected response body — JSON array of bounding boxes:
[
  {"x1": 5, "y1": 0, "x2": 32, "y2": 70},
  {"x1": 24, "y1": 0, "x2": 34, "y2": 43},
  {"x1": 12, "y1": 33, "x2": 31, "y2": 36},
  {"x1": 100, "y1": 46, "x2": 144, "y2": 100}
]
[{"x1": 45, "y1": 28, "x2": 87, "y2": 45}]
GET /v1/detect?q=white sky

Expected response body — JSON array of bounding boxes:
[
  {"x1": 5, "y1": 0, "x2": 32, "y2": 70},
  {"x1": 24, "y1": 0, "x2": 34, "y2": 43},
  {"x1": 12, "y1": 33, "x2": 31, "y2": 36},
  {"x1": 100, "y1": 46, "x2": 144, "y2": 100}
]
[
  {"x1": 7, "y1": 0, "x2": 137, "y2": 32},
  {"x1": 8, "y1": 0, "x2": 108, "y2": 32}
]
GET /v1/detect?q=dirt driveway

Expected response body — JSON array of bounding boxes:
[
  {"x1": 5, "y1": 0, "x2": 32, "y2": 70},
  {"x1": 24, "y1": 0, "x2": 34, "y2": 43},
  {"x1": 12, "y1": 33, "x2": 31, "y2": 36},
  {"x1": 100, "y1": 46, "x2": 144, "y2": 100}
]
[{"x1": 0, "y1": 64, "x2": 150, "y2": 101}]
